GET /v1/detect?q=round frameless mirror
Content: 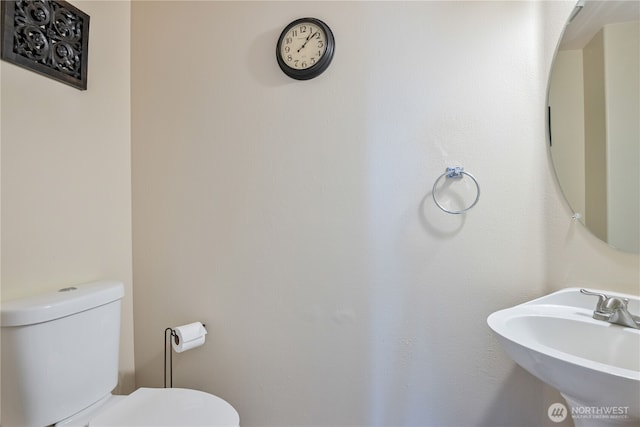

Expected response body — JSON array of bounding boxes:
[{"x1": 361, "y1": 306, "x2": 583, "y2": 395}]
[{"x1": 547, "y1": 0, "x2": 640, "y2": 253}]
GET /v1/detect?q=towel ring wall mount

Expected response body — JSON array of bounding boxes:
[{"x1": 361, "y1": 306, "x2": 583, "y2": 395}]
[{"x1": 432, "y1": 167, "x2": 480, "y2": 214}]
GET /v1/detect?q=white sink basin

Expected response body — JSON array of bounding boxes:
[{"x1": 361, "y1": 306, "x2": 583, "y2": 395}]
[{"x1": 488, "y1": 288, "x2": 640, "y2": 426}]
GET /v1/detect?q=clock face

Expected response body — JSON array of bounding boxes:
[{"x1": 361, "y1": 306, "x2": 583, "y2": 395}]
[
  {"x1": 276, "y1": 18, "x2": 334, "y2": 80},
  {"x1": 279, "y1": 22, "x2": 327, "y2": 70}
]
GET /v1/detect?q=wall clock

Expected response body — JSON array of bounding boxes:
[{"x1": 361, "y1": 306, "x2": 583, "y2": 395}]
[{"x1": 276, "y1": 18, "x2": 334, "y2": 80}]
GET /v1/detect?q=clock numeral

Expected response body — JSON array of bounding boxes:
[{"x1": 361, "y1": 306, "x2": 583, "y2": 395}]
[
  {"x1": 314, "y1": 32, "x2": 321, "y2": 39},
  {"x1": 284, "y1": 46, "x2": 290, "y2": 53},
  {"x1": 300, "y1": 25, "x2": 307, "y2": 33},
  {"x1": 285, "y1": 37, "x2": 292, "y2": 45},
  {"x1": 291, "y1": 29, "x2": 298, "y2": 37},
  {"x1": 287, "y1": 55, "x2": 292, "y2": 62},
  {"x1": 318, "y1": 41, "x2": 324, "y2": 49},
  {"x1": 301, "y1": 62, "x2": 307, "y2": 68}
]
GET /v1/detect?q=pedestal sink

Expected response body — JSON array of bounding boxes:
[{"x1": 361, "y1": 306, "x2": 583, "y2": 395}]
[{"x1": 488, "y1": 288, "x2": 640, "y2": 426}]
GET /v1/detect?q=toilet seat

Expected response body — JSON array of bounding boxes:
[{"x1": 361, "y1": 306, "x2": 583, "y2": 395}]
[{"x1": 88, "y1": 388, "x2": 239, "y2": 427}]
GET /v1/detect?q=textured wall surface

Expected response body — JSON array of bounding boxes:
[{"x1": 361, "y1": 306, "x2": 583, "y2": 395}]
[{"x1": 131, "y1": 2, "x2": 638, "y2": 426}]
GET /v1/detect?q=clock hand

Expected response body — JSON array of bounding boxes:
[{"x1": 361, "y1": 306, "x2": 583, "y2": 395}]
[{"x1": 298, "y1": 31, "x2": 318, "y2": 52}]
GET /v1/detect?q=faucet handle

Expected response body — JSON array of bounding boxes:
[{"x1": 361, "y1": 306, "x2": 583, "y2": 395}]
[
  {"x1": 580, "y1": 288, "x2": 608, "y2": 311},
  {"x1": 580, "y1": 288, "x2": 613, "y2": 321}
]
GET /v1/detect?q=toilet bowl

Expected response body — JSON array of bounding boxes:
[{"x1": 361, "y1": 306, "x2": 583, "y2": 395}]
[{"x1": 55, "y1": 388, "x2": 239, "y2": 427}]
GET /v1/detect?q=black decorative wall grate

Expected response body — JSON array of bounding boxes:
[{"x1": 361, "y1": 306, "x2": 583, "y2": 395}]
[{"x1": 1, "y1": 0, "x2": 89, "y2": 90}]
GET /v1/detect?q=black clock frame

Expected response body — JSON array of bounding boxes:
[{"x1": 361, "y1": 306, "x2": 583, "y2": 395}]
[{"x1": 276, "y1": 17, "x2": 334, "y2": 81}]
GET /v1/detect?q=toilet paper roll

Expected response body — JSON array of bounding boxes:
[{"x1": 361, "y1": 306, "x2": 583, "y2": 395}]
[{"x1": 172, "y1": 322, "x2": 207, "y2": 353}]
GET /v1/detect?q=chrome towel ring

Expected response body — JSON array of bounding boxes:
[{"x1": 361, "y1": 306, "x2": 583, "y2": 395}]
[{"x1": 432, "y1": 167, "x2": 480, "y2": 214}]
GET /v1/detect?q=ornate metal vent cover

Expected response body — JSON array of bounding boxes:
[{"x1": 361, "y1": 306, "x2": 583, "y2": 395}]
[{"x1": 1, "y1": 0, "x2": 89, "y2": 90}]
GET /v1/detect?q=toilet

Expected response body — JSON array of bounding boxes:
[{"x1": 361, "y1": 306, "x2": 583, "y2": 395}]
[{"x1": 0, "y1": 280, "x2": 239, "y2": 427}]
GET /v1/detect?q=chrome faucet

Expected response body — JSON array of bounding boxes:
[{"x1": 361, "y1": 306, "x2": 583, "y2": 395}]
[{"x1": 580, "y1": 289, "x2": 640, "y2": 329}]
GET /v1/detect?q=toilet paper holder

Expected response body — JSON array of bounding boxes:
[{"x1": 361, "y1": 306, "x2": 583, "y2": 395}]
[{"x1": 164, "y1": 323, "x2": 206, "y2": 388}]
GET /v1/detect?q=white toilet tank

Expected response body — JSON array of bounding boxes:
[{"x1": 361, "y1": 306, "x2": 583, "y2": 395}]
[{"x1": 1, "y1": 280, "x2": 125, "y2": 427}]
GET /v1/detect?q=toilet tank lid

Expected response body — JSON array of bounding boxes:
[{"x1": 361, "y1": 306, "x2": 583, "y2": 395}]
[{"x1": 1, "y1": 280, "x2": 124, "y2": 327}]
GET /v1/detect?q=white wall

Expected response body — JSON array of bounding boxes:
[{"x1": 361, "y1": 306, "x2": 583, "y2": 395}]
[
  {"x1": 1, "y1": 1, "x2": 134, "y2": 394},
  {"x1": 131, "y1": 1, "x2": 638, "y2": 426},
  {"x1": 604, "y1": 21, "x2": 640, "y2": 253}
]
